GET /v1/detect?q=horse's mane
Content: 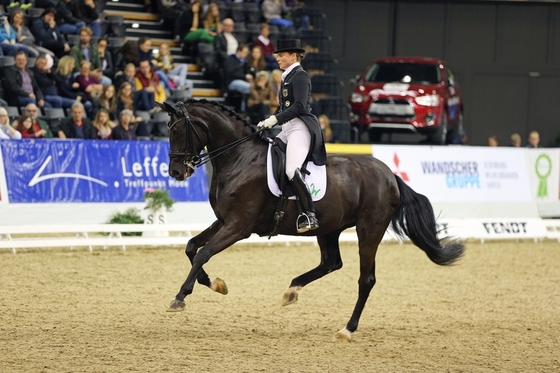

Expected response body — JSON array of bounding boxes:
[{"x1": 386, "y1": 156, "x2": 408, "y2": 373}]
[{"x1": 184, "y1": 98, "x2": 255, "y2": 130}]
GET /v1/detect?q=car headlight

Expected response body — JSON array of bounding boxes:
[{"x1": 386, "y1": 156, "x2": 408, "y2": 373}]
[
  {"x1": 415, "y1": 94, "x2": 440, "y2": 106},
  {"x1": 350, "y1": 93, "x2": 366, "y2": 103}
]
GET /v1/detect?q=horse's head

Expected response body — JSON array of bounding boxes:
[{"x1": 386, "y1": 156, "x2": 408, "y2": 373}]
[{"x1": 156, "y1": 101, "x2": 207, "y2": 181}]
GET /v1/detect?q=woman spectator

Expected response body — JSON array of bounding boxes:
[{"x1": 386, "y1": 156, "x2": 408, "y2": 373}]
[
  {"x1": 0, "y1": 11, "x2": 31, "y2": 57},
  {"x1": 112, "y1": 109, "x2": 137, "y2": 140},
  {"x1": 16, "y1": 114, "x2": 47, "y2": 138},
  {"x1": 93, "y1": 84, "x2": 117, "y2": 121},
  {"x1": 318, "y1": 114, "x2": 337, "y2": 143},
  {"x1": 9, "y1": 10, "x2": 53, "y2": 58},
  {"x1": 0, "y1": 107, "x2": 22, "y2": 139},
  {"x1": 91, "y1": 107, "x2": 116, "y2": 139},
  {"x1": 180, "y1": 0, "x2": 216, "y2": 45},
  {"x1": 96, "y1": 36, "x2": 115, "y2": 81},
  {"x1": 76, "y1": 60, "x2": 103, "y2": 102},
  {"x1": 116, "y1": 81, "x2": 148, "y2": 136},
  {"x1": 247, "y1": 71, "x2": 276, "y2": 125},
  {"x1": 248, "y1": 45, "x2": 266, "y2": 73},
  {"x1": 53, "y1": 55, "x2": 92, "y2": 114},
  {"x1": 153, "y1": 43, "x2": 193, "y2": 91}
]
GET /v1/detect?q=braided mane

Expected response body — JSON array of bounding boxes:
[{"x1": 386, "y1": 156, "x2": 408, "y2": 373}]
[{"x1": 183, "y1": 98, "x2": 253, "y2": 128}]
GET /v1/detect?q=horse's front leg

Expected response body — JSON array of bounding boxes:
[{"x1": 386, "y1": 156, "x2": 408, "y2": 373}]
[
  {"x1": 168, "y1": 224, "x2": 251, "y2": 311},
  {"x1": 283, "y1": 230, "x2": 343, "y2": 306},
  {"x1": 185, "y1": 220, "x2": 227, "y2": 294}
]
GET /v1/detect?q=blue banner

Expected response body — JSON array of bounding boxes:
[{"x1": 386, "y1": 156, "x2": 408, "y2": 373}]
[{"x1": 0, "y1": 140, "x2": 209, "y2": 203}]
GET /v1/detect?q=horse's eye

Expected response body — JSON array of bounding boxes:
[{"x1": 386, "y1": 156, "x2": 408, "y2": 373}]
[{"x1": 175, "y1": 130, "x2": 185, "y2": 135}]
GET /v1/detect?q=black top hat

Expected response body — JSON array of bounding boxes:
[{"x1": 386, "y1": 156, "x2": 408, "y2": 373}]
[{"x1": 274, "y1": 39, "x2": 305, "y2": 54}]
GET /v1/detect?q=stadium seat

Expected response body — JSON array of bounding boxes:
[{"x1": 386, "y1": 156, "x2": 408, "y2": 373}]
[{"x1": 5, "y1": 106, "x2": 20, "y2": 121}]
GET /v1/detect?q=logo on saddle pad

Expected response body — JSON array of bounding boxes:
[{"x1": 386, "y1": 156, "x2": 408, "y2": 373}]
[{"x1": 266, "y1": 144, "x2": 327, "y2": 201}]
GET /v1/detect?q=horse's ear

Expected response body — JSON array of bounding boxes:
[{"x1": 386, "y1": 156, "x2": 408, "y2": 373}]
[{"x1": 156, "y1": 101, "x2": 175, "y2": 113}]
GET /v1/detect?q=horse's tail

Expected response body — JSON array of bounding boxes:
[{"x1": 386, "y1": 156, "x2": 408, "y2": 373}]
[{"x1": 391, "y1": 175, "x2": 465, "y2": 266}]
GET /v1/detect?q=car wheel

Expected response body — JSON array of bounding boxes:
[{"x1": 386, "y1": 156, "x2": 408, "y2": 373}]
[
  {"x1": 368, "y1": 128, "x2": 383, "y2": 143},
  {"x1": 430, "y1": 114, "x2": 448, "y2": 145}
]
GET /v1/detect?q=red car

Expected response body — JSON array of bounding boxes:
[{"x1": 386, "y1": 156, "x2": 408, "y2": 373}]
[{"x1": 348, "y1": 56, "x2": 464, "y2": 144}]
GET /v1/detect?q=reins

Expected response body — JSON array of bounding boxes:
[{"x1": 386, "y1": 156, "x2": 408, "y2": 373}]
[{"x1": 168, "y1": 101, "x2": 266, "y2": 170}]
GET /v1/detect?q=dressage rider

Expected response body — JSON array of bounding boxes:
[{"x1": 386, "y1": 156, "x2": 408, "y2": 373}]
[{"x1": 257, "y1": 39, "x2": 327, "y2": 233}]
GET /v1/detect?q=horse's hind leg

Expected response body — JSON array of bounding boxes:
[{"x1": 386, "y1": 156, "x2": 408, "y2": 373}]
[
  {"x1": 283, "y1": 230, "x2": 343, "y2": 306},
  {"x1": 185, "y1": 220, "x2": 228, "y2": 295},
  {"x1": 336, "y1": 223, "x2": 384, "y2": 342}
]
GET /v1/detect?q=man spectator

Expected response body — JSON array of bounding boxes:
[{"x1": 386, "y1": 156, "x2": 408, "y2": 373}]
[
  {"x1": 31, "y1": 8, "x2": 70, "y2": 58},
  {"x1": 57, "y1": 101, "x2": 96, "y2": 139},
  {"x1": 72, "y1": 0, "x2": 101, "y2": 37},
  {"x1": 32, "y1": 54, "x2": 74, "y2": 109},
  {"x1": 4, "y1": 51, "x2": 52, "y2": 108},
  {"x1": 70, "y1": 26, "x2": 111, "y2": 86},
  {"x1": 56, "y1": 0, "x2": 86, "y2": 35},
  {"x1": 24, "y1": 103, "x2": 54, "y2": 138},
  {"x1": 223, "y1": 44, "x2": 254, "y2": 112},
  {"x1": 253, "y1": 23, "x2": 279, "y2": 71},
  {"x1": 134, "y1": 59, "x2": 166, "y2": 113},
  {"x1": 215, "y1": 18, "x2": 239, "y2": 66},
  {"x1": 527, "y1": 130, "x2": 542, "y2": 148}
]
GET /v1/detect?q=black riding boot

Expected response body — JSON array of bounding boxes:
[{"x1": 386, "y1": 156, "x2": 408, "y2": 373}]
[{"x1": 291, "y1": 168, "x2": 319, "y2": 233}]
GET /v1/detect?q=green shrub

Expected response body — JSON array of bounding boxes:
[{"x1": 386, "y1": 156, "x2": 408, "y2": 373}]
[{"x1": 105, "y1": 208, "x2": 144, "y2": 236}]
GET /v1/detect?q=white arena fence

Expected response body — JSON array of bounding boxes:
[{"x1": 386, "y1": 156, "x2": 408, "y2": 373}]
[{"x1": 1, "y1": 218, "x2": 559, "y2": 254}]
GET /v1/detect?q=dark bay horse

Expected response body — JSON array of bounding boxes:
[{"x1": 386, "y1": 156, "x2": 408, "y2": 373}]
[{"x1": 157, "y1": 99, "x2": 465, "y2": 341}]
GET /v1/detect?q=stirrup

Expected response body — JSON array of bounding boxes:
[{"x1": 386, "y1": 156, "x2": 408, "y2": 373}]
[{"x1": 296, "y1": 212, "x2": 319, "y2": 233}]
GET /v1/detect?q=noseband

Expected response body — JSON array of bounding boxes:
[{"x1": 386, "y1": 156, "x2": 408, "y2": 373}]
[
  {"x1": 167, "y1": 101, "x2": 205, "y2": 170},
  {"x1": 167, "y1": 101, "x2": 265, "y2": 170}
]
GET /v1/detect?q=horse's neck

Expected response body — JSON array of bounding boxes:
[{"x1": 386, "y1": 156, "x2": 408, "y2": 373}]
[{"x1": 208, "y1": 137, "x2": 267, "y2": 175}]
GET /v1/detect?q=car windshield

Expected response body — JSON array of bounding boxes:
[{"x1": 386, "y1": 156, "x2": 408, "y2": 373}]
[{"x1": 365, "y1": 62, "x2": 440, "y2": 85}]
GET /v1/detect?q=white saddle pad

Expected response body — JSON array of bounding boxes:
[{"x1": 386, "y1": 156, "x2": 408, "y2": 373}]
[{"x1": 266, "y1": 144, "x2": 327, "y2": 201}]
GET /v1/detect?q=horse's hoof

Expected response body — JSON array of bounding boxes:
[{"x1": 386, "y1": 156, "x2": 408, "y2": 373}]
[
  {"x1": 282, "y1": 290, "x2": 298, "y2": 306},
  {"x1": 335, "y1": 328, "x2": 352, "y2": 342},
  {"x1": 167, "y1": 299, "x2": 186, "y2": 312},
  {"x1": 211, "y1": 277, "x2": 228, "y2": 295}
]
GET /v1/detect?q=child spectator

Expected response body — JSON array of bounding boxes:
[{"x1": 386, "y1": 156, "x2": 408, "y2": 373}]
[
  {"x1": 93, "y1": 84, "x2": 117, "y2": 121},
  {"x1": 153, "y1": 43, "x2": 193, "y2": 91},
  {"x1": 92, "y1": 107, "x2": 116, "y2": 139},
  {"x1": 16, "y1": 114, "x2": 47, "y2": 138}
]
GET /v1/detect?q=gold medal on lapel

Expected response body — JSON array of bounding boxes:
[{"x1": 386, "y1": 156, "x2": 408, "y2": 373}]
[
  {"x1": 285, "y1": 101, "x2": 291, "y2": 107},
  {"x1": 283, "y1": 89, "x2": 288, "y2": 97}
]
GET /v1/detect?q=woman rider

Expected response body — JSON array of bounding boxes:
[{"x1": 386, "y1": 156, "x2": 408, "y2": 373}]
[{"x1": 257, "y1": 39, "x2": 327, "y2": 233}]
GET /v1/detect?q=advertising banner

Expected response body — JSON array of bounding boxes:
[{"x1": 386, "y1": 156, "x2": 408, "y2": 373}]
[
  {"x1": 0, "y1": 140, "x2": 208, "y2": 203},
  {"x1": 525, "y1": 149, "x2": 560, "y2": 202},
  {"x1": 373, "y1": 145, "x2": 532, "y2": 203},
  {"x1": 0, "y1": 144, "x2": 7, "y2": 205}
]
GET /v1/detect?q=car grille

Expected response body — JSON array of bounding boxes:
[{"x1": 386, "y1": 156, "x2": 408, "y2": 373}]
[{"x1": 368, "y1": 98, "x2": 415, "y2": 119}]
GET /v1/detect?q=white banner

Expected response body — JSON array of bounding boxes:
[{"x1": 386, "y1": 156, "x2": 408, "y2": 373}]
[
  {"x1": 437, "y1": 218, "x2": 547, "y2": 240},
  {"x1": 0, "y1": 145, "x2": 8, "y2": 205},
  {"x1": 526, "y1": 149, "x2": 560, "y2": 202},
  {"x1": 373, "y1": 145, "x2": 532, "y2": 203}
]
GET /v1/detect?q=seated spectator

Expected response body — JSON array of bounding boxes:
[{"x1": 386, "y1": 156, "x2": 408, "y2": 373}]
[
  {"x1": 318, "y1": 114, "x2": 337, "y2": 143},
  {"x1": 96, "y1": 37, "x2": 115, "y2": 81},
  {"x1": 112, "y1": 109, "x2": 137, "y2": 140},
  {"x1": 92, "y1": 107, "x2": 116, "y2": 139},
  {"x1": 24, "y1": 103, "x2": 54, "y2": 138},
  {"x1": 115, "y1": 81, "x2": 149, "y2": 137},
  {"x1": 93, "y1": 84, "x2": 117, "y2": 121},
  {"x1": 270, "y1": 68, "x2": 282, "y2": 92},
  {"x1": 4, "y1": 51, "x2": 52, "y2": 108},
  {"x1": 72, "y1": 0, "x2": 101, "y2": 37},
  {"x1": 9, "y1": 10, "x2": 54, "y2": 58},
  {"x1": 114, "y1": 63, "x2": 137, "y2": 94},
  {"x1": 253, "y1": 23, "x2": 279, "y2": 71},
  {"x1": 248, "y1": 45, "x2": 266, "y2": 73},
  {"x1": 75, "y1": 60, "x2": 103, "y2": 102},
  {"x1": 487, "y1": 135, "x2": 498, "y2": 147},
  {"x1": 31, "y1": 54, "x2": 73, "y2": 109},
  {"x1": 0, "y1": 107, "x2": 22, "y2": 139},
  {"x1": 224, "y1": 44, "x2": 254, "y2": 112},
  {"x1": 215, "y1": 18, "x2": 239, "y2": 66},
  {"x1": 5, "y1": 0, "x2": 33, "y2": 10},
  {"x1": 57, "y1": 101, "x2": 96, "y2": 139},
  {"x1": 0, "y1": 11, "x2": 31, "y2": 57},
  {"x1": 15, "y1": 114, "x2": 48, "y2": 139},
  {"x1": 178, "y1": 0, "x2": 214, "y2": 45},
  {"x1": 134, "y1": 59, "x2": 166, "y2": 113},
  {"x1": 52, "y1": 55, "x2": 92, "y2": 114},
  {"x1": 527, "y1": 130, "x2": 542, "y2": 148},
  {"x1": 56, "y1": 0, "x2": 86, "y2": 35},
  {"x1": 137, "y1": 37, "x2": 173, "y2": 91},
  {"x1": 247, "y1": 71, "x2": 276, "y2": 125},
  {"x1": 31, "y1": 8, "x2": 70, "y2": 58},
  {"x1": 262, "y1": 0, "x2": 293, "y2": 29},
  {"x1": 153, "y1": 43, "x2": 193, "y2": 91},
  {"x1": 509, "y1": 132, "x2": 521, "y2": 147},
  {"x1": 70, "y1": 26, "x2": 111, "y2": 86}
]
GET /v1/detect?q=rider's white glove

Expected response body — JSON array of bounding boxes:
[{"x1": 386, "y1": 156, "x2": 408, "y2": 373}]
[{"x1": 257, "y1": 115, "x2": 278, "y2": 129}]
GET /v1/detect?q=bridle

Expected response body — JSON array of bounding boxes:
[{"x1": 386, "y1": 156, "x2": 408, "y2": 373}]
[{"x1": 167, "y1": 101, "x2": 264, "y2": 170}]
